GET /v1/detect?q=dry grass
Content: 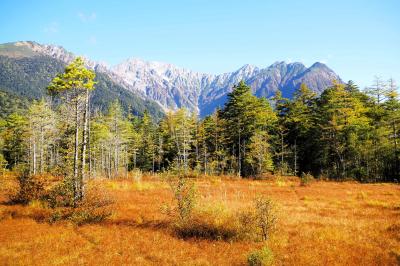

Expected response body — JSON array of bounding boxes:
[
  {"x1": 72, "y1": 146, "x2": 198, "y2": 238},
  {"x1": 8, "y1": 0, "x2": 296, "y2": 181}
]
[{"x1": 0, "y1": 173, "x2": 399, "y2": 265}]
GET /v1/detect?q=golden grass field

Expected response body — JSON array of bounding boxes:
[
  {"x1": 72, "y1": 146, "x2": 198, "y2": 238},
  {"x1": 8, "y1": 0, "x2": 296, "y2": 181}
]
[{"x1": 0, "y1": 174, "x2": 399, "y2": 265}]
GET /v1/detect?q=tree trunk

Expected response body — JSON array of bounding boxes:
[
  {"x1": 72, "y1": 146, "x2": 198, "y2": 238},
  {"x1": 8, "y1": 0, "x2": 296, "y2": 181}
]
[
  {"x1": 33, "y1": 142, "x2": 37, "y2": 175},
  {"x1": 80, "y1": 88, "x2": 90, "y2": 199},
  {"x1": 238, "y1": 123, "x2": 241, "y2": 177},
  {"x1": 281, "y1": 131, "x2": 284, "y2": 176},
  {"x1": 88, "y1": 102, "x2": 92, "y2": 179},
  {"x1": 73, "y1": 90, "x2": 80, "y2": 206},
  {"x1": 40, "y1": 126, "x2": 44, "y2": 174},
  {"x1": 294, "y1": 139, "x2": 297, "y2": 176}
]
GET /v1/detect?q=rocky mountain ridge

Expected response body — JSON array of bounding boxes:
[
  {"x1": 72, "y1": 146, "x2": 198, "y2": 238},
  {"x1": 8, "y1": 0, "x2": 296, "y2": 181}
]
[{"x1": 0, "y1": 41, "x2": 342, "y2": 116}]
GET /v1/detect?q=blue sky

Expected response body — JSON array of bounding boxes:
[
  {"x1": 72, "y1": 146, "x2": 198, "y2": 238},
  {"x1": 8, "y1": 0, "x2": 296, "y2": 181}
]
[{"x1": 1, "y1": 0, "x2": 399, "y2": 88}]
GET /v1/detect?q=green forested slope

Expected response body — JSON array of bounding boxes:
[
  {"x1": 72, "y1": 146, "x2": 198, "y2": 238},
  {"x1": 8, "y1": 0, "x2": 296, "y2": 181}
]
[{"x1": 0, "y1": 55, "x2": 164, "y2": 119}]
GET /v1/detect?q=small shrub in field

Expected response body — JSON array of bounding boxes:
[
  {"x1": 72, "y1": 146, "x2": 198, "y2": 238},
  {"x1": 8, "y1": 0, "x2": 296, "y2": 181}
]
[
  {"x1": 11, "y1": 172, "x2": 46, "y2": 204},
  {"x1": 174, "y1": 202, "x2": 241, "y2": 241},
  {"x1": 164, "y1": 178, "x2": 277, "y2": 242},
  {"x1": 300, "y1": 172, "x2": 314, "y2": 186},
  {"x1": 237, "y1": 209, "x2": 258, "y2": 240},
  {"x1": 129, "y1": 169, "x2": 142, "y2": 182},
  {"x1": 46, "y1": 181, "x2": 113, "y2": 225},
  {"x1": 174, "y1": 212, "x2": 239, "y2": 240},
  {"x1": 168, "y1": 177, "x2": 197, "y2": 221},
  {"x1": 45, "y1": 178, "x2": 74, "y2": 208},
  {"x1": 68, "y1": 183, "x2": 114, "y2": 225},
  {"x1": 170, "y1": 200, "x2": 277, "y2": 241},
  {"x1": 247, "y1": 246, "x2": 274, "y2": 266},
  {"x1": 254, "y1": 196, "x2": 277, "y2": 241}
]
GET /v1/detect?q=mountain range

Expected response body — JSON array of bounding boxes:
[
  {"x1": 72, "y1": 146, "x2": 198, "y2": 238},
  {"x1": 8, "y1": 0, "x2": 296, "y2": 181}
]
[{"x1": 0, "y1": 41, "x2": 342, "y2": 117}]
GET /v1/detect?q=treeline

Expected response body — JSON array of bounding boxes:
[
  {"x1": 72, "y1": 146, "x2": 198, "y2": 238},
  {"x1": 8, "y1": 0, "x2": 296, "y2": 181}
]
[{"x1": 0, "y1": 58, "x2": 399, "y2": 183}]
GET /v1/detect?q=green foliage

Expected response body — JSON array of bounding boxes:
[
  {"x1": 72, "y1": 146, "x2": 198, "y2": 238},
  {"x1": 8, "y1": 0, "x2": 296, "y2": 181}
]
[
  {"x1": 47, "y1": 57, "x2": 96, "y2": 94},
  {"x1": 0, "y1": 54, "x2": 164, "y2": 120},
  {"x1": 0, "y1": 55, "x2": 65, "y2": 99},
  {"x1": 168, "y1": 177, "x2": 197, "y2": 221},
  {"x1": 246, "y1": 131, "x2": 274, "y2": 175},
  {"x1": 247, "y1": 246, "x2": 274, "y2": 266},
  {"x1": 2, "y1": 113, "x2": 28, "y2": 169},
  {"x1": 1, "y1": 75, "x2": 399, "y2": 182},
  {"x1": 221, "y1": 81, "x2": 277, "y2": 176},
  {"x1": 0, "y1": 89, "x2": 29, "y2": 118}
]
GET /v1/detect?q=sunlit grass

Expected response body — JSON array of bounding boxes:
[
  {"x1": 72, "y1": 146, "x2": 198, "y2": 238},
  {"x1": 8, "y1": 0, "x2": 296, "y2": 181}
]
[{"x1": 0, "y1": 174, "x2": 399, "y2": 265}]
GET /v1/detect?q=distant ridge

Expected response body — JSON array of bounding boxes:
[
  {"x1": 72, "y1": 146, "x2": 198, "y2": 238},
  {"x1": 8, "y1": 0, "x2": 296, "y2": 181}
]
[{"x1": 0, "y1": 41, "x2": 342, "y2": 117}]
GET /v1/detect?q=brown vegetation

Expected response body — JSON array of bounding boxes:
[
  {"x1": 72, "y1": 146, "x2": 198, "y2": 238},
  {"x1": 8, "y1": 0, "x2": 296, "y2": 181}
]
[{"x1": 0, "y1": 173, "x2": 399, "y2": 265}]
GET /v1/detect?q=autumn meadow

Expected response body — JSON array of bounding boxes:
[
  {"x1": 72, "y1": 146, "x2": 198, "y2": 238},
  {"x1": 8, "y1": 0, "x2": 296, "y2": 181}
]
[{"x1": 0, "y1": 171, "x2": 399, "y2": 265}]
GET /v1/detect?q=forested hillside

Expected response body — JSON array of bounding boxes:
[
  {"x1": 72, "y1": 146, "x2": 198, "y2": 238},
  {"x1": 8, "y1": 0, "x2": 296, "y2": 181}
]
[
  {"x1": 0, "y1": 54, "x2": 164, "y2": 120},
  {"x1": 0, "y1": 89, "x2": 29, "y2": 118}
]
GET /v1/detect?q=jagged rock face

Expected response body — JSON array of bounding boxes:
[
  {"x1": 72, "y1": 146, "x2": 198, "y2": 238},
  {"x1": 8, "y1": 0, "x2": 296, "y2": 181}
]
[
  {"x1": 0, "y1": 41, "x2": 342, "y2": 117},
  {"x1": 112, "y1": 58, "x2": 214, "y2": 112},
  {"x1": 111, "y1": 58, "x2": 342, "y2": 117}
]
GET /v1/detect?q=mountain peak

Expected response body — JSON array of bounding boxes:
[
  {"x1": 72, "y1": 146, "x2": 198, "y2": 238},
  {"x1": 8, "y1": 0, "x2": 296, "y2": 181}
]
[
  {"x1": 236, "y1": 64, "x2": 259, "y2": 74},
  {"x1": 310, "y1": 62, "x2": 328, "y2": 68},
  {"x1": 271, "y1": 61, "x2": 287, "y2": 66},
  {"x1": 0, "y1": 41, "x2": 342, "y2": 117}
]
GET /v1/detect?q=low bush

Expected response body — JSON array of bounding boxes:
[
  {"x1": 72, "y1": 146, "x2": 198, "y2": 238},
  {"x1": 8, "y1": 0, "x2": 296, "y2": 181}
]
[
  {"x1": 175, "y1": 212, "x2": 239, "y2": 240},
  {"x1": 8, "y1": 173, "x2": 113, "y2": 225},
  {"x1": 167, "y1": 177, "x2": 197, "y2": 221},
  {"x1": 254, "y1": 196, "x2": 277, "y2": 241},
  {"x1": 164, "y1": 182, "x2": 278, "y2": 242},
  {"x1": 129, "y1": 169, "x2": 143, "y2": 182},
  {"x1": 45, "y1": 177, "x2": 74, "y2": 208},
  {"x1": 174, "y1": 202, "x2": 246, "y2": 241},
  {"x1": 10, "y1": 172, "x2": 46, "y2": 204},
  {"x1": 48, "y1": 182, "x2": 113, "y2": 225},
  {"x1": 300, "y1": 172, "x2": 314, "y2": 186},
  {"x1": 247, "y1": 246, "x2": 274, "y2": 266}
]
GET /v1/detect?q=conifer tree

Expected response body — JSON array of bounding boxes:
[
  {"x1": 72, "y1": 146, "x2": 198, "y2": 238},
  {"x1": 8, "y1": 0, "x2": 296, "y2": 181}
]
[{"x1": 47, "y1": 57, "x2": 96, "y2": 204}]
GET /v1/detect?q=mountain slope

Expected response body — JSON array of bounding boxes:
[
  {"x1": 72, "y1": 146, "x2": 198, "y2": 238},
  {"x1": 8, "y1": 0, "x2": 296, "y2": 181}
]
[
  {"x1": 0, "y1": 41, "x2": 342, "y2": 118},
  {"x1": 0, "y1": 42, "x2": 164, "y2": 119},
  {"x1": 113, "y1": 58, "x2": 342, "y2": 117}
]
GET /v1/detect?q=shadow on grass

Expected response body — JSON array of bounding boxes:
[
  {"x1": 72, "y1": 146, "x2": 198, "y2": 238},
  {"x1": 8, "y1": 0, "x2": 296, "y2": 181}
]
[{"x1": 104, "y1": 218, "x2": 170, "y2": 230}]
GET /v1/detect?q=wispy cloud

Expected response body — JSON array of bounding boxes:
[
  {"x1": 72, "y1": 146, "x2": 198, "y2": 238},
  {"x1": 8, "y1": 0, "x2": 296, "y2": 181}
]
[
  {"x1": 43, "y1": 22, "x2": 59, "y2": 33},
  {"x1": 78, "y1": 12, "x2": 97, "y2": 23}
]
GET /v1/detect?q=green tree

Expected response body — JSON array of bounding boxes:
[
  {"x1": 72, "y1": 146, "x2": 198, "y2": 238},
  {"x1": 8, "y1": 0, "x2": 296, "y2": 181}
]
[
  {"x1": 284, "y1": 83, "x2": 318, "y2": 175},
  {"x1": 47, "y1": 57, "x2": 96, "y2": 204},
  {"x1": 202, "y1": 110, "x2": 227, "y2": 175},
  {"x1": 246, "y1": 130, "x2": 274, "y2": 175},
  {"x1": 27, "y1": 99, "x2": 57, "y2": 174},
  {"x1": 222, "y1": 81, "x2": 276, "y2": 176},
  {"x1": 2, "y1": 113, "x2": 28, "y2": 170},
  {"x1": 382, "y1": 79, "x2": 400, "y2": 179},
  {"x1": 319, "y1": 82, "x2": 370, "y2": 179}
]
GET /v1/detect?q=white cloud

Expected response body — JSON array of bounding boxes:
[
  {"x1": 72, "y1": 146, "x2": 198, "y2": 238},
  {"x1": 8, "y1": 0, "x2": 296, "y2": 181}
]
[
  {"x1": 78, "y1": 12, "x2": 97, "y2": 22},
  {"x1": 43, "y1": 22, "x2": 59, "y2": 33}
]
